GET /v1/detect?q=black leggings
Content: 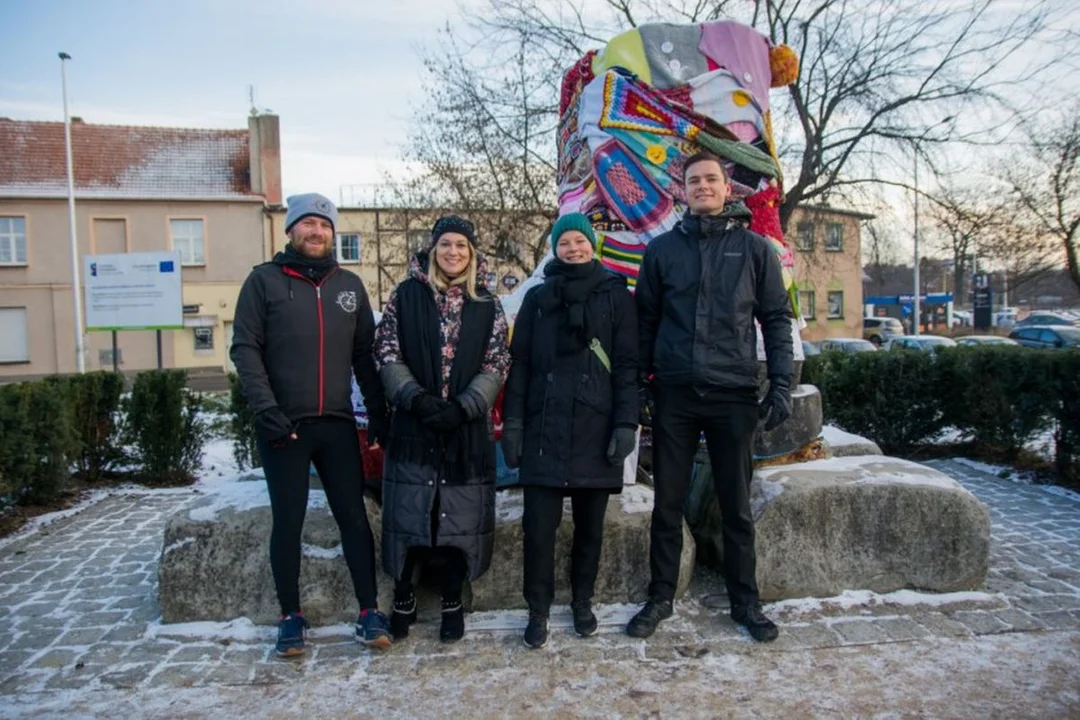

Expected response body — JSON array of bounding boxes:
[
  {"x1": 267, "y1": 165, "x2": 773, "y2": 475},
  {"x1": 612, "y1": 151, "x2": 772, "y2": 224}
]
[{"x1": 258, "y1": 417, "x2": 378, "y2": 615}]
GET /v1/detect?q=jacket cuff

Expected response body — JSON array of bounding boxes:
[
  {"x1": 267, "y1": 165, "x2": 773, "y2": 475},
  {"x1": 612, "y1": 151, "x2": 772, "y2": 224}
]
[
  {"x1": 379, "y1": 363, "x2": 423, "y2": 408},
  {"x1": 457, "y1": 372, "x2": 502, "y2": 420}
]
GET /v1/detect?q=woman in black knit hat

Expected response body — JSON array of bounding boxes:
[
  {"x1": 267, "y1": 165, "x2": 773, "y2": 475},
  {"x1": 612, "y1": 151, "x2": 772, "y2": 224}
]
[
  {"x1": 374, "y1": 214, "x2": 509, "y2": 643},
  {"x1": 502, "y1": 212, "x2": 639, "y2": 648}
]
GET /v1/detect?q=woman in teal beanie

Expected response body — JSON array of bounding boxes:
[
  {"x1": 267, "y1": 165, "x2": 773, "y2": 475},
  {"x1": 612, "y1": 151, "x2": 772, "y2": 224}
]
[{"x1": 502, "y1": 212, "x2": 639, "y2": 648}]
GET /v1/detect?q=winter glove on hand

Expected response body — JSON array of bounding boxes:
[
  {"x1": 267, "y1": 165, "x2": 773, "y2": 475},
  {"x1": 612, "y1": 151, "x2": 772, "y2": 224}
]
[
  {"x1": 759, "y1": 375, "x2": 793, "y2": 433},
  {"x1": 423, "y1": 399, "x2": 469, "y2": 433},
  {"x1": 366, "y1": 401, "x2": 389, "y2": 447},
  {"x1": 410, "y1": 392, "x2": 443, "y2": 421},
  {"x1": 255, "y1": 408, "x2": 296, "y2": 446},
  {"x1": 501, "y1": 418, "x2": 524, "y2": 469},
  {"x1": 639, "y1": 384, "x2": 656, "y2": 428},
  {"x1": 606, "y1": 425, "x2": 638, "y2": 466}
]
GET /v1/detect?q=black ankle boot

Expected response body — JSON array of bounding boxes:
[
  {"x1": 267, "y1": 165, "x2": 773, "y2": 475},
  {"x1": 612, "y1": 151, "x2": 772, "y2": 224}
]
[
  {"x1": 440, "y1": 599, "x2": 464, "y2": 643},
  {"x1": 523, "y1": 608, "x2": 549, "y2": 649},
  {"x1": 626, "y1": 598, "x2": 673, "y2": 638},
  {"x1": 571, "y1": 600, "x2": 598, "y2": 638},
  {"x1": 391, "y1": 594, "x2": 417, "y2": 640}
]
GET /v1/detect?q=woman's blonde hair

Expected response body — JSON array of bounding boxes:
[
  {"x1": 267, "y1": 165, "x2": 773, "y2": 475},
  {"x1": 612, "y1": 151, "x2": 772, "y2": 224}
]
[{"x1": 430, "y1": 241, "x2": 488, "y2": 301}]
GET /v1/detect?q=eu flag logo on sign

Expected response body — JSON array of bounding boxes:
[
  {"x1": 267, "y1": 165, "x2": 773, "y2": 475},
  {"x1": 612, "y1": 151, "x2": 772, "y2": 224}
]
[{"x1": 160, "y1": 261, "x2": 175, "y2": 272}]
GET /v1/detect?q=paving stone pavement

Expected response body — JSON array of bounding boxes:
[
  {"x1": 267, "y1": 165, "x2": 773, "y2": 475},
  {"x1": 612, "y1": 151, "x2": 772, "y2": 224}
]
[{"x1": 0, "y1": 462, "x2": 1078, "y2": 716}]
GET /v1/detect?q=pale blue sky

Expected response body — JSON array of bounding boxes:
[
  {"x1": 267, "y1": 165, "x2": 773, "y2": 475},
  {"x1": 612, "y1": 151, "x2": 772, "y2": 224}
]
[{"x1": 0, "y1": 0, "x2": 463, "y2": 201}]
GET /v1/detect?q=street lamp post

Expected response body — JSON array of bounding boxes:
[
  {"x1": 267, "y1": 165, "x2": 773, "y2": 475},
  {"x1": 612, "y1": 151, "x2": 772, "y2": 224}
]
[{"x1": 60, "y1": 51, "x2": 85, "y2": 373}]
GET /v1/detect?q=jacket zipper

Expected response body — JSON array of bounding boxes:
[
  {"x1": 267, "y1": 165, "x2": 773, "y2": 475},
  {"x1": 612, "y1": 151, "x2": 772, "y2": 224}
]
[{"x1": 282, "y1": 266, "x2": 338, "y2": 416}]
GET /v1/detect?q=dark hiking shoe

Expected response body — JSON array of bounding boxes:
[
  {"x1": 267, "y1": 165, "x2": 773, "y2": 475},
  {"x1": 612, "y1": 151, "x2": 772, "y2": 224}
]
[
  {"x1": 523, "y1": 610, "x2": 549, "y2": 649},
  {"x1": 571, "y1": 600, "x2": 598, "y2": 638},
  {"x1": 626, "y1": 599, "x2": 673, "y2": 638},
  {"x1": 440, "y1": 600, "x2": 465, "y2": 643},
  {"x1": 356, "y1": 608, "x2": 393, "y2": 649},
  {"x1": 275, "y1": 613, "x2": 308, "y2": 658},
  {"x1": 731, "y1": 604, "x2": 779, "y2": 643},
  {"x1": 391, "y1": 595, "x2": 417, "y2": 640}
]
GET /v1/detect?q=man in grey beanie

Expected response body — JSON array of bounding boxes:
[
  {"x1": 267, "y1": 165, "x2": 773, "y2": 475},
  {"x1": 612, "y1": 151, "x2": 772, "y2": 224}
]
[{"x1": 231, "y1": 192, "x2": 392, "y2": 657}]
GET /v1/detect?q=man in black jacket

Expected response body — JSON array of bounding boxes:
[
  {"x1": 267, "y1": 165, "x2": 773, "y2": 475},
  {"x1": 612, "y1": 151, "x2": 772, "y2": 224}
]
[
  {"x1": 627, "y1": 151, "x2": 793, "y2": 642},
  {"x1": 230, "y1": 192, "x2": 391, "y2": 657}
]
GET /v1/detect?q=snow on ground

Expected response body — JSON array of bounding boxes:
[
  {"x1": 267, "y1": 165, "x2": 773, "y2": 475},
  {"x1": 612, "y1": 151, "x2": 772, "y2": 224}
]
[
  {"x1": 953, "y1": 457, "x2": 1080, "y2": 501},
  {"x1": 820, "y1": 424, "x2": 874, "y2": 447},
  {"x1": 756, "y1": 455, "x2": 962, "y2": 492},
  {"x1": 765, "y1": 588, "x2": 1004, "y2": 619}
]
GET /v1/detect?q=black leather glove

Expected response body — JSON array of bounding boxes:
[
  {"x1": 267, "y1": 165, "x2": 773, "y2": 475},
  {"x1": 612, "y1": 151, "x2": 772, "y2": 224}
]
[
  {"x1": 254, "y1": 408, "x2": 296, "y2": 446},
  {"x1": 759, "y1": 375, "x2": 793, "y2": 432},
  {"x1": 410, "y1": 392, "x2": 443, "y2": 420},
  {"x1": 366, "y1": 402, "x2": 389, "y2": 446},
  {"x1": 423, "y1": 399, "x2": 469, "y2": 433},
  {"x1": 606, "y1": 425, "x2": 638, "y2": 466},
  {"x1": 639, "y1": 384, "x2": 656, "y2": 428},
  {"x1": 502, "y1": 418, "x2": 524, "y2": 469}
]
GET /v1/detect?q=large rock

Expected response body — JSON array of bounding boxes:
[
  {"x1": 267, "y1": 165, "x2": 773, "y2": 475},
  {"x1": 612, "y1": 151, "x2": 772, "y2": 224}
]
[
  {"x1": 753, "y1": 384, "x2": 822, "y2": 459},
  {"x1": 686, "y1": 456, "x2": 990, "y2": 600},
  {"x1": 159, "y1": 482, "x2": 694, "y2": 625},
  {"x1": 821, "y1": 424, "x2": 883, "y2": 458}
]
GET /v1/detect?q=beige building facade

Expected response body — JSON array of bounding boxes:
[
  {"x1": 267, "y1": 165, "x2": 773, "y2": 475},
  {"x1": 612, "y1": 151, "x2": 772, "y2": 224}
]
[
  {"x1": 787, "y1": 205, "x2": 872, "y2": 343},
  {"x1": 0, "y1": 114, "x2": 281, "y2": 378}
]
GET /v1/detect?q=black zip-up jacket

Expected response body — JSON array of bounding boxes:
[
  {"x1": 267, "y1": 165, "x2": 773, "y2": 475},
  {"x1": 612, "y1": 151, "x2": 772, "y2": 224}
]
[
  {"x1": 636, "y1": 203, "x2": 794, "y2": 390},
  {"x1": 230, "y1": 252, "x2": 384, "y2": 426}
]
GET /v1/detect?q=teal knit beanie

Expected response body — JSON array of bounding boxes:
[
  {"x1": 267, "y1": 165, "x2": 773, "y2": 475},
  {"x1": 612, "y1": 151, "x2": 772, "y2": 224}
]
[{"x1": 550, "y1": 212, "x2": 597, "y2": 251}]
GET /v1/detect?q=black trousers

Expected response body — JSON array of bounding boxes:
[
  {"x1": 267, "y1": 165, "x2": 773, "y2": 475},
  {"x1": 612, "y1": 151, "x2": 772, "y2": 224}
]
[
  {"x1": 649, "y1": 385, "x2": 760, "y2": 608},
  {"x1": 258, "y1": 417, "x2": 378, "y2": 614},
  {"x1": 522, "y1": 486, "x2": 610, "y2": 612}
]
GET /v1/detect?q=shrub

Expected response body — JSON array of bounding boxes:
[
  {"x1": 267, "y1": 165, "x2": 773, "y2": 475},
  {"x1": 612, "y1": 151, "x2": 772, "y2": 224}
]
[
  {"x1": 228, "y1": 373, "x2": 261, "y2": 470},
  {"x1": 124, "y1": 370, "x2": 207, "y2": 484},
  {"x1": 0, "y1": 381, "x2": 76, "y2": 505}
]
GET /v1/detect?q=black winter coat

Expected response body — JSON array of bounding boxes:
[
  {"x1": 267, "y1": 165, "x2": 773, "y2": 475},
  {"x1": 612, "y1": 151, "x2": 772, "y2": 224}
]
[
  {"x1": 636, "y1": 203, "x2": 794, "y2": 389},
  {"x1": 230, "y1": 252, "x2": 384, "y2": 423},
  {"x1": 504, "y1": 263, "x2": 638, "y2": 490}
]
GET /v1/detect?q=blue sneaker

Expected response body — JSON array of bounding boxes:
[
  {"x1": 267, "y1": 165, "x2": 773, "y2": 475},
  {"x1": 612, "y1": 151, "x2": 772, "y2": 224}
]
[
  {"x1": 276, "y1": 613, "x2": 308, "y2": 658},
  {"x1": 356, "y1": 608, "x2": 393, "y2": 649}
]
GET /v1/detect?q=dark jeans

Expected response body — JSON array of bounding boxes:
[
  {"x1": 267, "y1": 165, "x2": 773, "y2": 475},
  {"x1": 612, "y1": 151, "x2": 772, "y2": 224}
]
[
  {"x1": 258, "y1": 417, "x2": 377, "y2": 615},
  {"x1": 649, "y1": 385, "x2": 760, "y2": 608},
  {"x1": 394, "y1": 546, "x2": 468, "y2": 603},
  {"x1": 522, "y1": 486, "x2": 610, "y2": 612}
]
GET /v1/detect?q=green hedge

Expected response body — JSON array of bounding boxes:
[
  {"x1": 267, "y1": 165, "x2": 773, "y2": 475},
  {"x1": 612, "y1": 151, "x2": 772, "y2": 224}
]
[
  {"x1": 807, "y1": 346, "x2": 1079, "y2": 485},
  {"x1": 0, "y1": 381, "x2": 76, "y2": 506},
  {"x1": 228, "y1": 373, "x2": 260, "y2": 470},
  {"x1": 123, "y1": 370, "x2": 208, "y2": 485},
  {"x1": 47, "y1": 371, "x2": 127, "y2": 481}
]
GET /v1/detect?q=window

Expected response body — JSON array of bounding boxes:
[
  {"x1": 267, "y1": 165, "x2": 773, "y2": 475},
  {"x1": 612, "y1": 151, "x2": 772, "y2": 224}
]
[
  {"x1": 335, "y1": 233, "x2": 361, "y2": 264},
  {"x1": 170, "y1": 219, "x2": 205, "y2": 265},
  {"x1": 0, "y1": 308, "x2": 29, "y2": 362},
  {"x1": 407, "y1": 229, "x2": 429, "y2": 253},
  {"x1": 0, "y1": 216, "x2": 28, "y2": 265},
  {"x1": 193, "y1": 327, "x2": 214, "y2": 351},
  {"x1": 827, "y1": 291, "x2": 844, "y2": 319},
  {"x1": 825, "y1": 223, "x2": 844, "y2": 252},
  {"x1": 796, "y1": 222, "x2": 815, "y2": 252},
  {"x1": 799, "y1": 290, "x2": 816, "y2": 320}
]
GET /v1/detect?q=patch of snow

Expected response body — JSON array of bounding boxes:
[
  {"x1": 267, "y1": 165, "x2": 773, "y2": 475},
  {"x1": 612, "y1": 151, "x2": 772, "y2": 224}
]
[
  {"x1": 821, "y1": 425, "x2": 875, "y2": 447},
  {"x1": 162, "y1": 537, "x2": 195, "y2": 556},
  {"x1": 495, "y1": 490, "x2": 524, "y2": 523},
  {"x1": 930, "y1": 426, "x2": 967, "y2": 444},
  {"x1": 951, "y1": 457, "x2": 1038, "y2": 485},
  {"x1": 618, "y1": 484, "x2": 654, "y2": 515},
  {"x1": 1040, "y1": 484, "x2": 1080, "y2": 503},
  {"x1": 197, "y1": 438, "x2": 242, "y2": 487},
  {"x1": 187, "y1": 482, "x2": 327, "y2": 522},
  {"x1": 302, "y1": 543, "x2": 343, "y2": 559},
  {"x1": 766, "y1": 588, "x2": 1004, "y2": 615},
  {"x1": 757, "y1": 456, "x2": 963, "y2": 492},
  {"x1": 149, "y1": 617, "x2": 266, "y2": 643}
]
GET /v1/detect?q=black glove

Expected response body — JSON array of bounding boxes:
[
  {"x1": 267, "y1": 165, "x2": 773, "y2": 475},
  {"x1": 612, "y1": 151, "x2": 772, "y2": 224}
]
[
  {"x1": 759, "y1": 375, "x2": 793, "y2": 433},
  {"x1": 410, "y1": 392, "x2": 443, "y2": 420},
  {"x1": 254, "y1": 408, "x2": 296, "y2": 446},
  {"x1": 366, "y1": 403, "x2": 389, "y2": 446},
  {"x1": 502, "y1": 418, "x2": 524, "y2": 469},
  {"x1": 606, "y1": 426, "x2": 637, "y2": 466},
  {"x1": 423, "y1": 399, "x2": 469, "y2": 433},
  {"x1": 639, "y1": 384, "x2": 656, "y2": 427}
]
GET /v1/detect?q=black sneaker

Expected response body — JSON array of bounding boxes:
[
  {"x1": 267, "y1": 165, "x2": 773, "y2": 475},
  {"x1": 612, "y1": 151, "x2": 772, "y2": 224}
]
[
  {"x1": 523, "y1": 610, "x2": 548, "y2": 649},
  {"x1": 440, "y1": 600, "x2": 465, "y2": 643},
  {"x1": 626, "y1": 599, "x2": 673, "y2": 638},
  {"x1": 731, "y1": 604, "x2": 779, "y2": 643},
  {"x1": 391, "y1": 595, "x2": 417, "y2": 640},
  {"x1": 571, "y1": 600, "x2": 597, "y2": 638}
]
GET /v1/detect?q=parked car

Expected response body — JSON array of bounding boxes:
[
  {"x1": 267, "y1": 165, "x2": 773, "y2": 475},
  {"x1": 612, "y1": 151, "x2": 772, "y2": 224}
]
[
  {"x1": 884, "y1": 335, "x2": 958, "y2": 352},
  {"x1": 994, "y1": 307, "x2": 1019, "y2": 328},
  {"x1": 1009, "y1": 325, "x2": 1080, "y2": 349},
  {"x1": 1015, "y1": 312, "x2": 1079, "y2": 328},
  {"x1": 955, "y1": 335, "x2": 1019, "y2": 347},
  {"x1": 819, "y1": 338, "x2": 878, "y2": 353},
  {"x1": 802, "y1": 340, "x2": 821, "y2": 357},
  {"x1": 951, "y1": 310, "x2": 973, "y2": 327},
  {"x1": 862, "y1": 317, "x2": 905, "y2": 346}
]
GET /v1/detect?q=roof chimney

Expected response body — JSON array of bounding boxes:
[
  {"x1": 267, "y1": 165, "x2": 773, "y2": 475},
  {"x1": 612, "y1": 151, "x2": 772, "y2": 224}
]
[{"x1": 248, "y1": 113, "x2": 282, "y2": 205}]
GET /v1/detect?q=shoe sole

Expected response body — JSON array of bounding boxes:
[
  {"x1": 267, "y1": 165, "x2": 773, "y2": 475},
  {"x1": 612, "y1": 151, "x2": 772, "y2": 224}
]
[
  {"x1": 357, "y1": 633, "x2": 393, "y2": 650},
  {"x1": 522, "y1": 637, "x2": 547, "y2": 649},
  {"x1": 575, "y1": 626, "x2": 598, "y2": 638},
  {"x1": 276, "y1": 645, "x2": 306, "y2": 658}
]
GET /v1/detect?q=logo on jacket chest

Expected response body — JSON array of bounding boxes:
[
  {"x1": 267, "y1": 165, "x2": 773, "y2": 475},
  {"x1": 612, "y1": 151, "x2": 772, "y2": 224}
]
[{"x1": 336, "y1": 290, "x2": 358, "y2": 313}]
